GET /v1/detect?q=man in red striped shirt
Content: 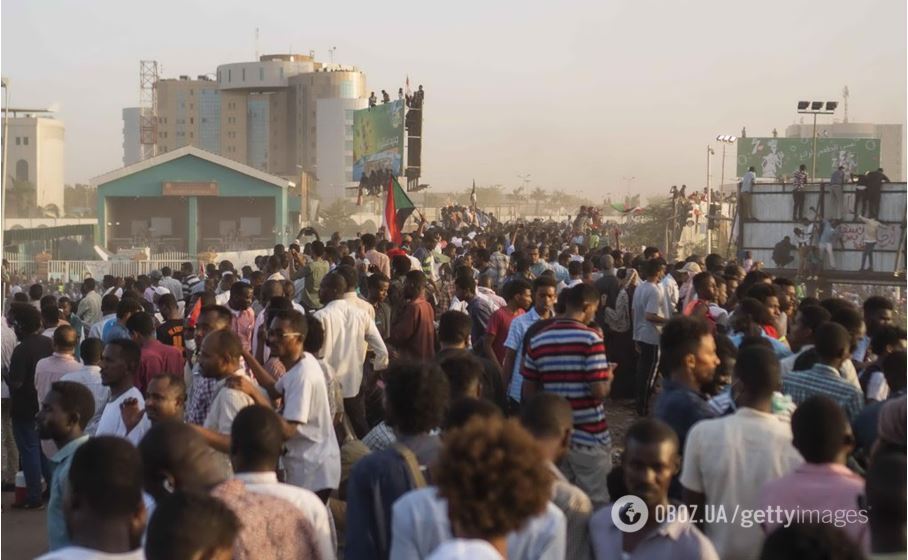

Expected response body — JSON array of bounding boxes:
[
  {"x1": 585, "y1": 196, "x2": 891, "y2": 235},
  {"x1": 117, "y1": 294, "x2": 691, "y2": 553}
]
[{"x1": 522, "y1": 283, "x2": 613, "y2": 508}]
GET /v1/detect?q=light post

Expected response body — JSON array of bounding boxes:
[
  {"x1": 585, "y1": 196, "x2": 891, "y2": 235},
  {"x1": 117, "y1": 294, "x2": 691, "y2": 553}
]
[
  {"x1": 713, "y1": 135, "x2": 737, "y2": 254},
  {"x1": 706, "y1": 146, "x2": 715, "y2": 253},
  {"x1": 715, "y1": 135, "x2": 737, "y2": 195},
  {"x1": 797, "y1": 101, "x2": 838, "y2": 179}
]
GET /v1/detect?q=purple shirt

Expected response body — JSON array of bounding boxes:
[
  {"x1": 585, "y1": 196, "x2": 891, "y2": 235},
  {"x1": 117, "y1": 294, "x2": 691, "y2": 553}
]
[
  {"x1": 760, "y1": 463, "x2": 867, "y2": 548},
  {"x1": 136, "y1": 339, "x2": 184, "y2": 394}
]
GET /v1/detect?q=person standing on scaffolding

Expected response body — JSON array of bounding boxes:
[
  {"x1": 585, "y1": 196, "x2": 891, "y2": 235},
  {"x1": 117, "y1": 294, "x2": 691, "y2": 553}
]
[{"x1": 792, "y1": 164, "x2": 808, "y2": 221}]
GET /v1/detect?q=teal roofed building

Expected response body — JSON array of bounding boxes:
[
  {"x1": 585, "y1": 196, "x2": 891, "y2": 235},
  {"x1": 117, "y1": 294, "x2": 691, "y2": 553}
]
[{"x1": 92, "y1": 146, "x2": 295, "y2": 257}]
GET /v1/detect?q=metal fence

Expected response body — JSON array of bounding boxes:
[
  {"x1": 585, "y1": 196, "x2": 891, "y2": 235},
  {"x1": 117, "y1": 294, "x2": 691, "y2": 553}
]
[{"x1": 5, "y1": 259, "x2": 188, "y2": 283}]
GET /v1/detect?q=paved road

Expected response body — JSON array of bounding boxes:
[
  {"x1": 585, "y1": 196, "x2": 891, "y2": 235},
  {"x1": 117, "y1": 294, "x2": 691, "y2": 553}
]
[{"x1": 2, "y1": 491, "x2": 48, "y2": 559}]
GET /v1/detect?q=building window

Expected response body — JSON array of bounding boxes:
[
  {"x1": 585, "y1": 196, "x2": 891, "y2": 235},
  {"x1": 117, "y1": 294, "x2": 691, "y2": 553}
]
[
  {"x1": 280, "y1": 67, "x2": 284, "y2": 79},
  {"x1": 228, "y1": 69, "x2": 232, "y2": 82},
  {"x1": 190, "y1": 117, "x2": 194, "y2": 124},
  {"x1": 15, "y1": 137, "x2": 20, "y2": 146},
  {"x1": 259, "y1": 67, "x2": 264, "y2": 80},
  {"x1": 345, "y1": 140, "x2": 353, "y2": 151},
  {"x1": 15, "y1": 159, "x2": 28, "y2": 181},
  {"x1": 242, "y1": 68, "x2": 246, "y2": 81}
]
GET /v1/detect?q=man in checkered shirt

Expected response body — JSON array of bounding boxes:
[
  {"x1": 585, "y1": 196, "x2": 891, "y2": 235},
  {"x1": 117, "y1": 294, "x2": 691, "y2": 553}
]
[
  {"x1": 782, "y1": 322, "x2": 864, "y2": 422},
  {"x1": 791, "y1": 163, "x2": 809, "y2": 220}
]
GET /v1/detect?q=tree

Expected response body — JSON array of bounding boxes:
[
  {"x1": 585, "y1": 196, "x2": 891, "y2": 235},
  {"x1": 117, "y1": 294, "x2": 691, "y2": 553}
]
[
  {"x1": 317, "y1": 199, "x2": 359, "y2": 236},
  {"x1": 530, "y1": 187, "x2": 548, "y2": 215}
]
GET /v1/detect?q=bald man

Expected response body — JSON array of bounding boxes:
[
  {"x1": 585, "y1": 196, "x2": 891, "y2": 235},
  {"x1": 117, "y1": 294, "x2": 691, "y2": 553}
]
[{"x1": 35, "y1": 325, "x2": 84, "y2": 457}]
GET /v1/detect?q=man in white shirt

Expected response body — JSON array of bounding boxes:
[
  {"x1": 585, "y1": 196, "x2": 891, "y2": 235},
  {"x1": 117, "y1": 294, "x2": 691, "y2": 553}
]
[
  {"x1": 60, "y1": 338, "x2": 110, "y2": 436},
  {"x1": 632, "y1": 258, "x2": 667, "y2": 415},
  {"x1": 740, "y1": 166, "x2": 757, "y2": 220},
  {"x1": 681, "y1": 346, "x2": 802, "y2": 560},
  {"x1": 95, "y1": 339, "x2": 149, "y2": 446},
  {"x1": 230, "y1": 404, "x2": 336, "y2": 560},
  {"x1": 313, "y1": 272, "x2": 388, "y2": 437},
  {"x1": 391, "y1": 488, "x2": 566, "y2": 560},
  {"x1": 243, "y1": 309, "x2": 341, "y2": 499}
]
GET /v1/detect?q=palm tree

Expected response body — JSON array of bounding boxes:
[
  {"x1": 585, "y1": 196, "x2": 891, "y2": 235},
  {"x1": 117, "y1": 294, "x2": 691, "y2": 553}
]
[{"x1": 530, "y1": 187, "x2": 548, "y2": 216}]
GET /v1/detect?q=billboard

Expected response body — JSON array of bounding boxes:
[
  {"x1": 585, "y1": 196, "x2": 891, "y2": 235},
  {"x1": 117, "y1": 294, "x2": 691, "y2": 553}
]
[
  {"x1": 352, "y1": 100, "x2": 405, "y2": 181},
  {"x1": 736, "y1": 137, "x2": 881, "y2": 179}
]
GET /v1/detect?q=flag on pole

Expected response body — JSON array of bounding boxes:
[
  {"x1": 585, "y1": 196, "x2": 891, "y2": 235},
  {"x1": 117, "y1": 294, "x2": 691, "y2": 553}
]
[
  {"x1": 382, "y1": 175, "x2": 416, "y2": 245},
  {"x1": 470, "y1": 179, "x2": 477, "y2": 208},
  {"x1": 405, "y1": 75, "x2": 411, "y2": 97}
]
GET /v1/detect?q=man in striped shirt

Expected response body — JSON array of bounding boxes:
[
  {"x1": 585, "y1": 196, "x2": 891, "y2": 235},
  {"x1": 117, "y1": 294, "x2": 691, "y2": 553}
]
[
  {"x1": 783, "y1": 322, "x2": 864, "y2": 421},
  {"x1": 522, "y1": 284, "x2": 612, "y2": 508}
]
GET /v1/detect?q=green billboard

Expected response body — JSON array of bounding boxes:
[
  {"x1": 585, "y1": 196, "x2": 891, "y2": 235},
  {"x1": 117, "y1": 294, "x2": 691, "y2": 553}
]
[
  {"x1": 352, "y1": 100, "x2": 405, "y2": 181},
  {"x1": 736, "y1": 137, "x2": 881, "y2": 179}
]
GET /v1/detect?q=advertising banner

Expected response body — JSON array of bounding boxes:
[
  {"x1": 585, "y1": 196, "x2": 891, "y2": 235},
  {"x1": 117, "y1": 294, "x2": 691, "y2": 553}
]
[
  {"x1": 352, "y1": 100, "x2": 405, "y2": 181},
  {"x1": 736, "y1": 137, "x2": 881, "y2": 179}
]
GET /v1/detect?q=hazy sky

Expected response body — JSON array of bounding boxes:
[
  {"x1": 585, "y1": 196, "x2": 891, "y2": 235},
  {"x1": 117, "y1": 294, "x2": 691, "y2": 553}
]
[{"x1": 2, "y1": 0, "x2": 906, "y2": 200}]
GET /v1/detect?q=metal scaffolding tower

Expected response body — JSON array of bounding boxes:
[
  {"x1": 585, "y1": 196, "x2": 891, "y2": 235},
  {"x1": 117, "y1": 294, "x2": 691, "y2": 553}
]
[{"x1": 139, "y1": 60, "x2": 159, "y2": 160}]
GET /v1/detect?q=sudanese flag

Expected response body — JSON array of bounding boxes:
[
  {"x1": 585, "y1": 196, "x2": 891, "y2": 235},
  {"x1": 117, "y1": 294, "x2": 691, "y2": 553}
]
[{"x1": 382, "y1": 176, "x2": 416, "y2": 245}]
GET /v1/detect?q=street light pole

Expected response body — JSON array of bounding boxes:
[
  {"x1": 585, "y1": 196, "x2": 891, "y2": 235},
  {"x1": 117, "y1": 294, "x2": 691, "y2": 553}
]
[
  {"x1": 811, "y1": 112, "x2": 818, "y2": 179},
  {"x1": 796, "y1": 101, "x2": 837, "y2": 179},
  {"x1": 706, "y1": 146, "x2": 714, "y2": 254}
]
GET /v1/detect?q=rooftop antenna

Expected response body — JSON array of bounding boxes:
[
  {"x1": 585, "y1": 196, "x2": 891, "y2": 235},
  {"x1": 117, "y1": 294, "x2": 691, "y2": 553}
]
[
  {"x1": 254, "y1": 27, "x2": 259, "y2": 60},
  {"x1": 842, "y1": 85, "x2": 850, "y2": 123},
  {"x1": 329, "y1": 46, "x2": 336, "y2": 64}
]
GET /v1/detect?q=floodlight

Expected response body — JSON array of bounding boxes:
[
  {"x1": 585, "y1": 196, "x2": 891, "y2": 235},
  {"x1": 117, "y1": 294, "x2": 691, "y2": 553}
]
[
  {"x1": 811, "y1": 101, "x2": 823, "y2": 110},
  {"x1": 797, "y1": 101, "x2": 810, "y2": 110},
  {"x1": 825, "y1": 101, "x2": 838, "y2": 111}
]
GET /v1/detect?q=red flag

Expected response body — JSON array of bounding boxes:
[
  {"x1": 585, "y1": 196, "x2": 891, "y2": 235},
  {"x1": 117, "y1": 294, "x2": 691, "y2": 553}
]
[{"x1": 382, "y1": 176, "x2": 416, "y2": 245}]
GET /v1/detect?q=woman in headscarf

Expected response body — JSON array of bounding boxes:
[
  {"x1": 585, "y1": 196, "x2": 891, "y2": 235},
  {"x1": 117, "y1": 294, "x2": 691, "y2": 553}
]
[{"x1": 603, "y1": 268, "x2": 639, "y2": 399}]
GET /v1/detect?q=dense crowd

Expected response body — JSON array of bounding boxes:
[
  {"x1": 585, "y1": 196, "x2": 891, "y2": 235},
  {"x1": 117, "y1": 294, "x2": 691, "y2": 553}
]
[{"x1": 1, "y1": 216, "x2": 905, "y2": 560}]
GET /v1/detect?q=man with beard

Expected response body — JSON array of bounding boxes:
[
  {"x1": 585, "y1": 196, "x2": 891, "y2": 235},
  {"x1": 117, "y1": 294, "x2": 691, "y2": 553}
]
[
  {"x1": 589, "y1": 419, "x2": 718, "y2": 559},
  {"x1": 37, "y1": 381, "x2": 94, "y2": 550}
]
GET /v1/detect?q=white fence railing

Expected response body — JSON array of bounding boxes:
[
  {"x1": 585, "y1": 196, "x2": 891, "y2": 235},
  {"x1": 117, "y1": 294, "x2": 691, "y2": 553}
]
[
  {"x1": 4, "y1": 249, "x2": 269, "y2": 283},
  {"x1": 5, "y1": 260, "x2": 188, "y2": 283}
]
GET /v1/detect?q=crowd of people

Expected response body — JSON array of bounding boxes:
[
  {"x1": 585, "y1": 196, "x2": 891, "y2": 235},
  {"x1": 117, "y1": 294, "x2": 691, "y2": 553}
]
[{"x1": 1, "y1": 215, "x2": 905, "y2": 560}]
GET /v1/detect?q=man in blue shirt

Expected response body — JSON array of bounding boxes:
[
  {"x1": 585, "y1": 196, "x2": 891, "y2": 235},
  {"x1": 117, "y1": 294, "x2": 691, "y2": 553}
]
[
  {"x1": 652, "y1": 316, "x2": 719, "y2": 499},
  {"x1": 37, "y1": 381, "x2": 95, "y2": 550}
]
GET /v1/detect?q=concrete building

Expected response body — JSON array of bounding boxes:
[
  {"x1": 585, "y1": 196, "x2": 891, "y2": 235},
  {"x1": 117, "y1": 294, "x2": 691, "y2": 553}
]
[
  {"x1": 6, "y1": 112, "x2": 65, "y2": 213},
  {"x1": 316, "y1": 97, "x2": 367, "y2": 202},
  {"x1": 135, "y1": 54, "x2": 368, "y2": 202},
  {"x1": 93, "y1": 145, "x2": 292, "y2": 256},
  {"x1": 785, "y1": 122, "x2": 905, "y2": 181},
  {"x1": 122, "y1": 107, "x2": 142, "y2": 166}
]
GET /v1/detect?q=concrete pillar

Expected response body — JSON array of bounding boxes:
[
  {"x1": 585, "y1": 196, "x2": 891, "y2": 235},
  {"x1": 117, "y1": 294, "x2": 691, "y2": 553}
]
[
  {"x1": 96, "y1": 193, "x2": 107, "y2": 248},
  {"x1": 188, "y1": 196, "x2": 198, "y2": 257},
  {"x1": 275, "y1": 191, "x2": 287, "y2": 246}
]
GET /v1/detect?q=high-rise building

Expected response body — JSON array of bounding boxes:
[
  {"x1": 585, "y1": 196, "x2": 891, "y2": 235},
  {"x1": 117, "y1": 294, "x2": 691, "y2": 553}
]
[
  {"x1": 785, "y1": 122, "x2": 905, "y2": 181},
  {"x1": 122, "y1": 107, "x2": 142, "y2": 166},
  {"x1": 131, "y1": 54, "x2": 368, "y2": 201},
  {"x1": 5, "y1": 112, "x2": 65, "y2": 215}
]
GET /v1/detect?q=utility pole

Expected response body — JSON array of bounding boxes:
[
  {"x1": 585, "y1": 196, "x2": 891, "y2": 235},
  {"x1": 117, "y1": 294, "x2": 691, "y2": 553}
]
[{"x1": 706, "y1": 146, "x2": 715, "y2": 254}]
